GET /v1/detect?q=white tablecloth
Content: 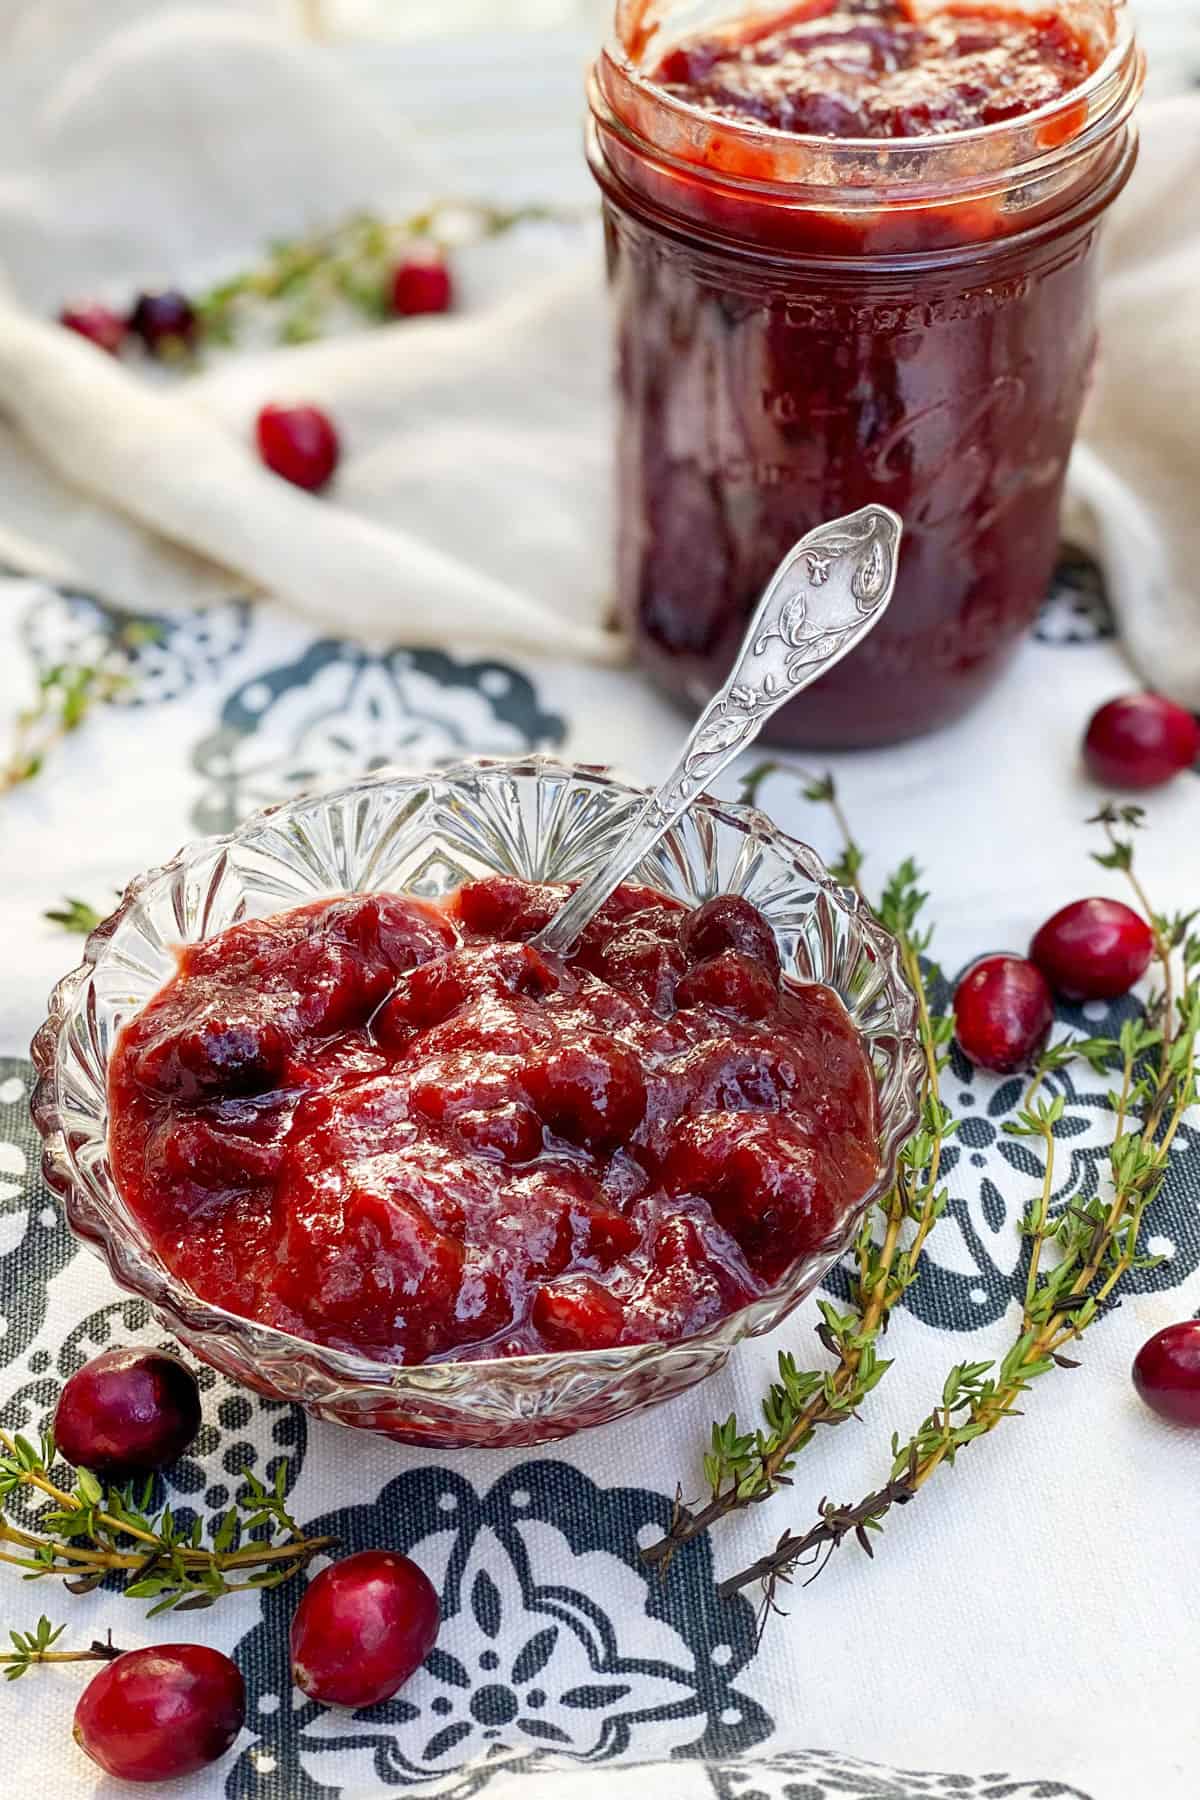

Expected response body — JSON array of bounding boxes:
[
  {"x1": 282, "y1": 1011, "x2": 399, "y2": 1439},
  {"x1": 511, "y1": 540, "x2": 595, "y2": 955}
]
[{"x1": 0, "y1": 7, "x2": 1198, "y2": 1799}]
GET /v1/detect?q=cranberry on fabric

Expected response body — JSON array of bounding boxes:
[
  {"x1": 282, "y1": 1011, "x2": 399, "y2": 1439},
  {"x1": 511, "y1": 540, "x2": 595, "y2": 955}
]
[
  {"x1": 256, "y1": 402, "x2": 340, "y2": 492},
  {"x1": 953, "y1": 956, "x2": 1054, "y2": 1074},
  {"x1": 1084, "y1": 694, "x2": 1200, "y2": 790},
  {"x1": 73, "y1": 1645, "x2": 244, "y2": 1783},
  {"x1": 54, "y1": 1347, "x2": 201, "y2": 1480},
  {"x1": 128, "y1": 289, "x2": 198, "y2": 355},
  {"x1": 1030, "y1": 899, "x2": 1154, "y2": 1001},
  {"x1": 59, "y1": 303, "x2": 127, "y2": 354},
  {"x1": 290, "y1": 1551, "x2": 441, "y2": 1707},
  {"x1": 390, "y1": 259, "x2": 453, "y2": 317},
  {"x1": 1132, "y1": 1322, "x2": 1200, "y2": 1428}
]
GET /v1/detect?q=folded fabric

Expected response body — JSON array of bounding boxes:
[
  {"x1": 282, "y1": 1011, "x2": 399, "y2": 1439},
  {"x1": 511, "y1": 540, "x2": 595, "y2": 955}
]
[
  {"x1": 0, "y1": 2, "x2": 1195, "y2": 693},
  {"x1": 1063, "y1": 93, "x2": 1200, "y2": 709},
  {"x1": 0, "y1": 0, "x2": 621, "y2": 663},
  {"x1": 0, "y1": 268, "x2": 622, "y2": 662}
]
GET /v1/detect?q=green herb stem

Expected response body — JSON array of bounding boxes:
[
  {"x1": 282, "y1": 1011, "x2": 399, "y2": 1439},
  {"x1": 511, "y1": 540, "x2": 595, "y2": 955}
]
[
  {"x1": 0, "y1": 1431, "x2": 334, "y2": 1614},
  {"x1": 643, "y1": 773, "x2": 955, "y2": 1572},
  {"x1": 1, "y1": 1618, "x2": 123, "y2": 1680},
  {"x1": 716, "y1": 810, "x2": 1196, "y2": 1614}
]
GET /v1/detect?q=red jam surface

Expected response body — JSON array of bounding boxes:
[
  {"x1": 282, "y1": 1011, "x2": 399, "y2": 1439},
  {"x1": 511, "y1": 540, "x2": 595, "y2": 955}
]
[
  {"x1": 654, "y1": 1, "x2": 1093, "y2": 139},
  {"x1": 593, "y1": 2, "x2": 1128, "y2": 746},
  {"x1": 108, "y1": 884, "x2": 879, "y2": 1363}
]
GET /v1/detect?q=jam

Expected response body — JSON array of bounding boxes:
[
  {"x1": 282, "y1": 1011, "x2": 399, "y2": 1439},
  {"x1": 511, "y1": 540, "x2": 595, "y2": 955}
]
[
  {"x1": 589, "y1": 1, "x2": 1140, "y2": 745},
  {"x1": 654, "y1": 2, "x2": 1093, "y2": 139},
  {"x1": 108, "y1": 884, "x2": 879, "y2": 1364}
]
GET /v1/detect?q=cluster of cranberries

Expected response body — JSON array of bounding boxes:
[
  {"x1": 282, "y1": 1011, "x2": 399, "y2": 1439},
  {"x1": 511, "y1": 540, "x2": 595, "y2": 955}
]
[
  {"x1": 49, "y1": 1315, "x2": 1200, "y2": 1782},
  {"x1": 59, "y1": 257, "x2": 453, "y2": 363},
  {"x1": 952, "y1": 692, "x2": 1197, "y2": 1076},
  {"x1": 59, "y1": 255, "x2": 456, "y2": 498},
  {"x1": 946, "y1": 691, "x2": 1200, "y2": 1449},
  {"x1": 952, "y1": 894, "x2": 1155, "y2": 1076},
  {"x1": 60, "y1": 289, "x2": 200, "y2": 361},
  {"x1": 50, "y1": 1347, "x2": 440, "y2": 1784}
]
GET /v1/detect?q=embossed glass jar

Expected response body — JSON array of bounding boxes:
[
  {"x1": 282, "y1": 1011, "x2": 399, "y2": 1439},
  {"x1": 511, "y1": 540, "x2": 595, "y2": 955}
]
[{"x1": 588, "y1": 1, "x2": 1144, "y2": 746}]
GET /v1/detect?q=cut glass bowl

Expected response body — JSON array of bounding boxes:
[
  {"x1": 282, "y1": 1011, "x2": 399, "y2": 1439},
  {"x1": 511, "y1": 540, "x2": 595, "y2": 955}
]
[{"x1": 32, "y1": 757, "x2": 923, "y2": 1448}]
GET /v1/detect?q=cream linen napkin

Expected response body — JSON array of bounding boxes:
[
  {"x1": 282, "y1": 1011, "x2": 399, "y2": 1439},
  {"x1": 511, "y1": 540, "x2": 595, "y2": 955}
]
[
  {"x1": 0, "y1": 2, "x2": 1196, "y2": 692},
  {"x1": 0, "y1": 0, "x2": 621, "y2": 663},
  {"x1": 1063, "y1": 92, "x2": 1200, "y2": 708}
]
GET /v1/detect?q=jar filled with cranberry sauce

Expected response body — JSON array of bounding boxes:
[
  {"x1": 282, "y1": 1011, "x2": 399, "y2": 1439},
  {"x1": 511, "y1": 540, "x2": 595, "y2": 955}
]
[{"x1": 588, "y1": 1, "x2": 1143, "y2": 746}]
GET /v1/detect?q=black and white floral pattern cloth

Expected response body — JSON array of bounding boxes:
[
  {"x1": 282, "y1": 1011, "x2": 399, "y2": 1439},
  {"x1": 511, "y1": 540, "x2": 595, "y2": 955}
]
[{"x1": 0, "y1": 547, "x2": 1196, "y2": 1800}]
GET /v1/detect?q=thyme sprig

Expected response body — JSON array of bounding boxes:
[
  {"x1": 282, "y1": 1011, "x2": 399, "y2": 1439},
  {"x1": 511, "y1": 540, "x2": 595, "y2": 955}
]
[
  {"x1": 43, "y1": 897, "x2": 107, "y2": 934},
  {"x1": 3, "y1": 617, "x2": 161, "y2": 795},
  {"x1": 0, "y1": 1430, "x2": 334, "y2": 1616},
  {"x1": 197, "y1": 202, "x2": 582, "y2": 347},
  {"x1": 1, "y1": 662, "x2": 128, "y2": 794},
  {"x1": 1, "y1": 1617, "x2": 123, "y2": 1681},
  {"x1": 719, "y1": 807, "x2": 1197, "y2": 1614},
  {"x1": 643, "y1": 765, "x2": 955, "y2": 1572}
]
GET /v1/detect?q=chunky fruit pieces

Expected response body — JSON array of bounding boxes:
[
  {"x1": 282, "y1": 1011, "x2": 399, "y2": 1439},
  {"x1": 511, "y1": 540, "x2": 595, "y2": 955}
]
[
  {"x1": 653, "y1": 0, "x2": 1095, "y2": 140},
  {"x1": 109, "y1": 878, "x2": 879, "y2": 1361}
]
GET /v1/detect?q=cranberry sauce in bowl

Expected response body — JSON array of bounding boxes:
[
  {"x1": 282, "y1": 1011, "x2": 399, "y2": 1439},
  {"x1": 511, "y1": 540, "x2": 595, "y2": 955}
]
[
  {"x1": 590, "y1": 1, "x2": 1142, "y2": 745},
  {"x1": 107, "y1": 879, "x2": 879, "y2": 1365},
  {"x1": 34, "y1": 759, "x2": 923, "y2": 1446}
]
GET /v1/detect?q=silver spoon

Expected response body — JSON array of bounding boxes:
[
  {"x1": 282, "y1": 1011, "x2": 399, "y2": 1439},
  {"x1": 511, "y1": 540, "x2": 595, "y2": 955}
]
[{"x1": 534, "y1": 504, "x2": 903, "y2": 960}]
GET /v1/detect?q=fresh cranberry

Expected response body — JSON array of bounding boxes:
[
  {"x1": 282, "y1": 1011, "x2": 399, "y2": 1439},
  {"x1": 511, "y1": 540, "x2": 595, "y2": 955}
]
[
  {"x1": 1132, "y1": 1321, "x2": 1200, "y2": 1427},
  {"x1": 1084, "y1": 694, "x2": 1200, "y2": 790},
  {"x1": 953, "y1": 955, "x2": 1054, "y2": 1074},
  {"x1": 532, "y1": 1275, "x2": 625, "y2": 1349},
  {"x1": 54, "y1": 1347, "x2": 201, "y2": 1479},
  {"x1": 390, "y1": 258, "x2": 453, "y2": 317},
  {"x1": 256, "y1": 402, "x2": 340, "y2": 492},
  {"x1": 128, "y1": 289, "x2": 198, "y2": 356},
  {"x1": 681, "y1": 895, "x2": 782, "y2": 982},
  {"x1": 290, "y1": 1550, "x2": 441, "y2": 1707},
  {"x1": 59, "y1": 302, "x2": 127, "y2": 354},
  {"x1": 74, "y1": 1645, "x2": 244, "y2": 1782},
  {"x1": 1030, "y1": 898, "x2": 1154, "y2": 1001}
]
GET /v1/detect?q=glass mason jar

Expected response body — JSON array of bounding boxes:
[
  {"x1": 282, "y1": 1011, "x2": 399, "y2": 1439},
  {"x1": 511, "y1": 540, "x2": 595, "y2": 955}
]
[{"x1": 587, "y1": 1, "x2": 1144, "y2": 747}]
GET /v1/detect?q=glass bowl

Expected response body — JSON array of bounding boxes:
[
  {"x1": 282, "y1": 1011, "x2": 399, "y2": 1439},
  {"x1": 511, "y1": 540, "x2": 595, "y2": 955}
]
[{"x1": 31, "y1": 757, "x2": 923, "y2": 1449}]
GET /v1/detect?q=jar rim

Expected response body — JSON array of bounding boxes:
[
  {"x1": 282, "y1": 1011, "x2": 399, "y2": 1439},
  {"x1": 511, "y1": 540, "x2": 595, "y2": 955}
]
[{"x1": 594, "y1": 0, "x2": 1143, "y2": 209}]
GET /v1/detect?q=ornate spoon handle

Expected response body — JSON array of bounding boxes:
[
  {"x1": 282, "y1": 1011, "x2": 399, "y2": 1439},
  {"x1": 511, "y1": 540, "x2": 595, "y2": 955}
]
[{"x1": 534, "y1": 504, "x2": 902, "y2": 960}]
